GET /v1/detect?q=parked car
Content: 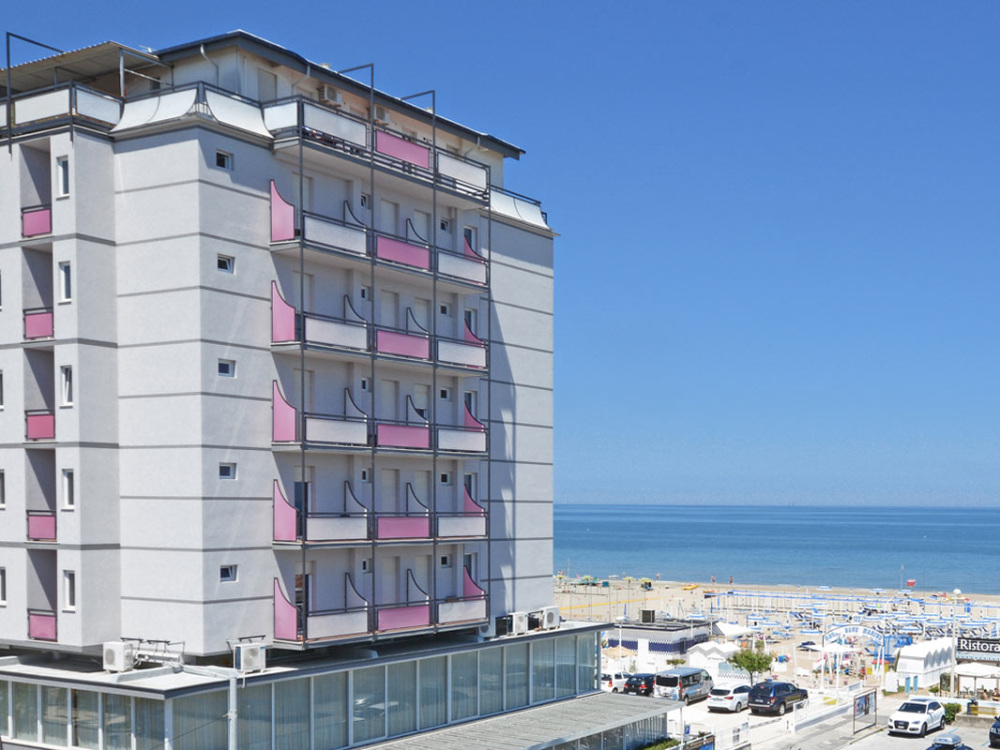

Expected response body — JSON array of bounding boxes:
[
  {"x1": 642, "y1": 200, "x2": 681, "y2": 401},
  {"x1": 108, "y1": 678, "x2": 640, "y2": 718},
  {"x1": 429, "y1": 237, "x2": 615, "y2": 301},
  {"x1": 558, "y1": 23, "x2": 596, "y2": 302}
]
[
  {"x1": 600, "y1": 671, "x2": 631, "y2": 693},
  {"x1": 623, "y1": 673, "x2": 656, "y2": 696},
  {"x1": 991, "y1": 717, "x2": 1000, "y2": 748},
  {"x1": 748, "y1": 681, "x2": 808, "y2": 715},
  {"x1": 653, "y1": 667, "x2": 714, "y2": 704},
  {"x1": 887, "y1": 697, "x2": 946, "y2": 737},
  {"x1": 925, "y1": 733, "x2": 972, "y2": 750},
  {"x1": 707, "y1": 684, "x2": 751, "y2": 712},
  {"x1": 797, "y1": 640, "x2": 816, "y2": 651}
]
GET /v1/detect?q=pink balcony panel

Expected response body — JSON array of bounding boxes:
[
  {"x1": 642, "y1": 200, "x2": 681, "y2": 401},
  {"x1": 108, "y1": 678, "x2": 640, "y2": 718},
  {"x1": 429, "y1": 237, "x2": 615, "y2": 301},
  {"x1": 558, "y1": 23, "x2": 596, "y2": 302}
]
[
  {"x1": 272, "y1": 382, "x2": 297, "y2": 442},
  {"x1": 464, "y1": 567, "x2": 486, "y2": 598},
  {"x1": 465, "y1": 403, "x2": 486, "y2": 430},
  {"x1": 27, "y1": 513, "x2": 56, "y2": 541},
  {"x1": 24, "y1": 311, "x2": 54, "y2": 340},
  {"x1": 378, "y1": 604, "x2": 431, "y2": 631},
  {"x1": 273, "y1": 481, "x2": 298, "y2": 542},
  {"x1": 28, "y1": 612, "x2": 57, "y2": 641},
  {"x1": 22, "y1": 207, "x2": 52, "y2": 238},
  {"x1": 376, "y1": 330, "x2": 429, "y2": 360},
  {"x1": 271, "y1": 282, "x2": 297, "y2": 342},
  {"x1": 270, "y1": 180, "x2": 295, "y2": 242},
  {"x1": 274, "y1": 579, "x2": 299, "y2": 641},
  {"x1": 377, "y1": 516, "x2": 430, "y2": 540},
  {"x1": 377, "y1": 423, "x2": 430, "y2": 449},
  {"x1": 26, "y1": 413, "x2": 55, "y2": 440},
  {"x1": 376, "y1": 131, "x2": 430, "y2": 169},
  {"x1": 376, "y1": 236, "x2": 430, "y2": 270}
]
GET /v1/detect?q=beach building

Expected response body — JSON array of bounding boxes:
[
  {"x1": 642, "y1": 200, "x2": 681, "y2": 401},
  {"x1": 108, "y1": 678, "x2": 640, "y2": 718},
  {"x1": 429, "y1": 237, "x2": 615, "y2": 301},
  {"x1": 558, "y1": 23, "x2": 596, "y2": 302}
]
[
  {"x1": 0, "y1": 30, "x2": 667, "y2": 749},
  {"x1": 890, "y1": 638, "x2": 953, "y2": 693}
]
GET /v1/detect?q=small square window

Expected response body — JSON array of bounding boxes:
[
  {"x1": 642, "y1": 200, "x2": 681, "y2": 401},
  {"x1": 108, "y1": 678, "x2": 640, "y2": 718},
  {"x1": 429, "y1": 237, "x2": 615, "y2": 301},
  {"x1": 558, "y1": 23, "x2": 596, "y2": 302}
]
[
  {"x1": 62, "y1": 469, "x2": 75, "y2": 508},
  {"x1": 439, "y1": 219, "x2": 451, "y2": 232},
  {"x1": 59, "y1": 262, "x2": 72, "y2": 302},
  {"x1": 360, "y1": 193, "x2": 370, "y2": 209},
  {"x1": 439, "y1": 303, "x2": 450, "y2": 316},
  {"x1": 215, "y1": 151, "x2": 233, "y2": 170},
  {"x1": 439, "y1": 555, "x2": 451, "y2": 568},
  {"x1": 360, "y1": 286, "x2": 370, "y2": 300},
  {"x1": 57, "y1": 157, "x2": 70, "y2": 197},
  {"x1": 439, "y1": 472, "x2": 451, "y2": 485},
  {"x1": 439, "y1": 388, "x2": 450, "y2": 400},
  {"x1": 219, "y1": 463, "x2": 237, "y2": 480},
  {"x1": 361, "y1": 558, "x2": 371, "y2": 573},
  {"x1": 220, "y1": 565, "x2": 238, "y2": 582},
  {"x1": 360, "y1": 468, "x2": 370, "y2": 483},
  {"x1": 360, "y1": 377, "x2": 369, "y2": 392},
  {"x1": 217, "y1": 255, "x2": 234, "y2": 273},
  {"x1": 218, "y1": 359, "x2": 236, "y2": 377}
]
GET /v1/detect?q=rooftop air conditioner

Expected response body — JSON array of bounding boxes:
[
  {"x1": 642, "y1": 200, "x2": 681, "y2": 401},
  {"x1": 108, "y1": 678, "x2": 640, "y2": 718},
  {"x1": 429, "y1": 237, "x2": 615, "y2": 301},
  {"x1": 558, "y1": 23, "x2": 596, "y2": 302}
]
[
  {"x1": 374, "y1": 105, "x2": 390, "y2": 125},
  {"x1": 641, "y1": 609, "x2": 656, "y2": 624},
  {"x1": 234, "y1": 643, "x2": 266, "y2": 673},
  {"x1": 542, "y1": 606, "x2": 561, "y2": 630},
  {"x1": 511, "y1": 612, "x2": 529, "y2": 636},
  {"x1": 319, "y1": 85, "x2": 343, "y2": 107},
  {"x1": 103, "y1": 641, "x2": 135, "y2": 673}
]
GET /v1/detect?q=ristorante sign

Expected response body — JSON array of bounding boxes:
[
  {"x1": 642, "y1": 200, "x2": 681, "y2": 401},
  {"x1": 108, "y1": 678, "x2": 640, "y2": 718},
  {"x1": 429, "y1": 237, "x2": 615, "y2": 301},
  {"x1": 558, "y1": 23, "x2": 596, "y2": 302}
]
[{"x1": 957, "y1": 637, "x2": 1000, "y2": 662}]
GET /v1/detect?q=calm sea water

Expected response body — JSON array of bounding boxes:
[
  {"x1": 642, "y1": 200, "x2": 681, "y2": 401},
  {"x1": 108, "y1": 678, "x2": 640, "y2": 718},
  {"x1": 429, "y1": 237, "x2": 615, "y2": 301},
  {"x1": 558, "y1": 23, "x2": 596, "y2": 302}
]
[{"x1": 553, "y1": 504, "x2": 1000, "y2": 595}]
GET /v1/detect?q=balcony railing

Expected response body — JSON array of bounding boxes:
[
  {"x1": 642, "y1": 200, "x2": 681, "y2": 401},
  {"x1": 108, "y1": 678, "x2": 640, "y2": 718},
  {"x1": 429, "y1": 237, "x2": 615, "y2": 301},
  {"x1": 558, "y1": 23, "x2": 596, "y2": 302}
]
[
  {"x1": 437, "y1": 487, "x2": 487, "y2": 538},
  {"x1": 1, "y1": 82, "x2": 122, "y2": 138},
  {"x1": 21, "y1": 205, "x2": 52, "y2": 238},
  {"x1": 273, "y1": 480, "x2": 369, "y2": 543},
  {"x1": 25, "y1": 410, "x2": 55, "y2": 441},
  {"x1": 28, "y1": 609, "x2": 57, "y2": 641},
  {"x1": 273, "y1": 576, "x2": 369, "y2": 643},
  {"x1": 272, "y1": 383, "x2": 369, "y2": 447},
  {"x1": 437, "y1": 569, "x2": 488, "y2": 625},
  {"x1": 24, "y1": 308, "x2": 54, "y2": 340},
  {"x1": 263, "y1": 98, "x2": 490, "y2": 200},
  {"x1": 27, "y1": 511, "x2": 56, "y2": 542},
  {"x1": 269, "y1": 184, "x2": 489, "y2": 288}
]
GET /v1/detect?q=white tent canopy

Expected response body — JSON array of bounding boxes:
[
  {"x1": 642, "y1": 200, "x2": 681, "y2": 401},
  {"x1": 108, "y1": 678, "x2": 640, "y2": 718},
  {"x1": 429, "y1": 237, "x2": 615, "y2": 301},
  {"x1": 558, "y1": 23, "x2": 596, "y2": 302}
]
[{"x1": 956, "y1": 662, "x2": 1000, "y2": 678}]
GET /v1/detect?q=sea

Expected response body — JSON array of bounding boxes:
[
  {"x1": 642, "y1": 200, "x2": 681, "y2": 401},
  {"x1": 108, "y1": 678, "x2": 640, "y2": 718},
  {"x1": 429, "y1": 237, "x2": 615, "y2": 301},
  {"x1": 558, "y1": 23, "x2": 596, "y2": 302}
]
[{"x1": 553, "y1": 504, "x2": 1000, "y2": 596}]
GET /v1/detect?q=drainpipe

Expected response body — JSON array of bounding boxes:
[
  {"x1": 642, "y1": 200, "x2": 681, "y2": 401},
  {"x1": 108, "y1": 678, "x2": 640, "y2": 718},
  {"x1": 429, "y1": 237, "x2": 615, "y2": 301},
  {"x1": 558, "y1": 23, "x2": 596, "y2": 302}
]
[
  {"x1": 199, "y1": 45, "x2": 219, "y2": 87},
  {"x1": 290, "y1": 64, "x2": 312, "y2": 95}
]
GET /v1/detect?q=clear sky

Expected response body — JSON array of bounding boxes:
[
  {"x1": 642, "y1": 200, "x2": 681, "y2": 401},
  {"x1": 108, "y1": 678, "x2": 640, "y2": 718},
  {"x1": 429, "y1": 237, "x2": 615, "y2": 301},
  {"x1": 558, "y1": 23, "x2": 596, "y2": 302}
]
[{"x1": 7, "y1": 2, "x2": 999, "y2": 506}]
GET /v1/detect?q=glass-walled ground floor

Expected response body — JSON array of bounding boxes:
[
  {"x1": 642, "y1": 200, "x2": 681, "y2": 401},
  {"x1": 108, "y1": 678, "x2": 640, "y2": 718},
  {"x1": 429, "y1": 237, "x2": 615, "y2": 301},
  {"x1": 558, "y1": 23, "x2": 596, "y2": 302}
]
[{"x1": 0, "y1": 628, "x2": 600, "y2": 749}]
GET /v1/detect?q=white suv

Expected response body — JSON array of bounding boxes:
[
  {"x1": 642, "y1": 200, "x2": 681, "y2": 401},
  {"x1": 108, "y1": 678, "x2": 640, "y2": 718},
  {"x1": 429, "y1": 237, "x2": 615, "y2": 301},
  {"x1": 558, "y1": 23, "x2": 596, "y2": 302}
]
[
  {"x1": 600, "y1": 671, "x2": 631, "y2": 693},
  {"x1": 887, "y1": 697, "x2": 946, "y2": 736}
]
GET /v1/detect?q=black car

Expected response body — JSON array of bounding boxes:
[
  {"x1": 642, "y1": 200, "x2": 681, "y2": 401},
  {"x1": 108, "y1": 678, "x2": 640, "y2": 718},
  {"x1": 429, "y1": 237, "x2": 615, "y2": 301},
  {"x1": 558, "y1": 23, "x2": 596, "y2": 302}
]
[
  {"x1": 748, "y1": 681, "x2": 808, "y2": 715},
  {"x1": 623, "y1": 673, "x2": 656, "y2": 696},
  {"x1": 991, "y1": 718, "x2": 1000, "y2": 748}
]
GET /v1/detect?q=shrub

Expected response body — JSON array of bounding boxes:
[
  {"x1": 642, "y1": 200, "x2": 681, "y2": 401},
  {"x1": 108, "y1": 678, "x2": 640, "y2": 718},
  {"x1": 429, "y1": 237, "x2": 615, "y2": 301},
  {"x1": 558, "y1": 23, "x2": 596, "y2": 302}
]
[
  {"x1": 943, "y1": 703, "x2": 961, "y2": 724},
  {"x1": 637, "y1": 739, "x2": 679, "y2": 750},
  {"x1": 929, "y1": 685, "x2": 940, "y2": 694}
]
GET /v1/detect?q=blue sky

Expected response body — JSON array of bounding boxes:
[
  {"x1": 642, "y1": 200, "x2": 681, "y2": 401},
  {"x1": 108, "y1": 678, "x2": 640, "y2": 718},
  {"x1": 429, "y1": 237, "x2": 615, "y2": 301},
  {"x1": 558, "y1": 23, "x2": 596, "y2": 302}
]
[{"x1": 7, "y1": 2, "x2": 999, "y2": 506}]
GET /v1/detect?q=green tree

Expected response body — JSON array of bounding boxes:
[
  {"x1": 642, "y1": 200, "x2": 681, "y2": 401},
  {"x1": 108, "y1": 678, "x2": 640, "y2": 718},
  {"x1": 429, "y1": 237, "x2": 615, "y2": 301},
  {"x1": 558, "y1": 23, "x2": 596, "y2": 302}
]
[{"x1": 729, "y1": 649, "x2": 774, "y2": 684}]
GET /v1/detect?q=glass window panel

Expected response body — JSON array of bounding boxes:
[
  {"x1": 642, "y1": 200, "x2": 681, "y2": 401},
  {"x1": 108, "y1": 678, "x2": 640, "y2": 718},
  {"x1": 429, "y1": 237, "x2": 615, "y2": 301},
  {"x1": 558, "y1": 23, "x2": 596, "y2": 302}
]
[
  {"x1": 0, "y1": 681, "x2": 8, "y2": 739},
  {"x1": 274, "y1": 679, "x2": 309, "y2": 750},
  {"x1": 103, "y1": 693, "x2": 132, "y2": 750},
  {"x1": 13, "y1": 682, "x2": 38, "y2": 741},
  {"x1": 450, "y1": 651, "x2": 478, "y2": 721},
  {"x1": 352, "y1": 666, "x2": 386, "y2": 744},
  {"x1": 386, "y1": 661, "x2": 416, "y2": 736},
  {"x1": 480, "y1": 647, "x2": 503, "y2": 716},
  {"x1": 135, "y1": 697, "x2": 164, "y2": 750},
  {"x1": 41, "y1": 685, "x2": 68, "y2": 745},
  {"x1": 173, "y1": 691, "x2": 228, "y2": 750},
  {"x1": 313, "y1": 673, "x2": 348, "y2": 749},
  {"x1": 556, "y1": 636, "x2": 577, "y2": 698},
  {"x1": 238, "y1": 683, "x2": 271, "y2": 750},
  {"x1": 504, "y1": 643, "x2": 529, "y2": 710},
  {"x1": 532, "y1": 638, "x2": 555, "y2": 703},
  {"x1": 72, "y1": 690, "x2": 100, "y2": 749},
  {"x1": 578, "y1": 633, "x2": 598, "y2": 691},
  {"x1": 418, "y1": 656, "x2": 446, "y2": 730}
]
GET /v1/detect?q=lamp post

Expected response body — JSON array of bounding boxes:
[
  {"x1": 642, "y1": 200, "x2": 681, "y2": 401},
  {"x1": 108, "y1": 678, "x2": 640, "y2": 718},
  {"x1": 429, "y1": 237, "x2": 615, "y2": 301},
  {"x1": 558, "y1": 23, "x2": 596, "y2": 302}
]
[
  {"x1": 615, "y1": 615, "x2": 625, "y2": 674},
  {"x1": 952, "y1": 588, "x2": 961, "y2": 697}
]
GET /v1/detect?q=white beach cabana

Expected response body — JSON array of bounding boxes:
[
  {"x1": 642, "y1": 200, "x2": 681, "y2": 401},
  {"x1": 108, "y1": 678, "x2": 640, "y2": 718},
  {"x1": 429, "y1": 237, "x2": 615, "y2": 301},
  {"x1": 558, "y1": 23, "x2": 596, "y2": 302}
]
[
  {"x1": 687, "y1": 641, "x2": 740, "y2": 681},
  {"x1": 893, "y1": 637, "x2": 952, "y2": 692}
]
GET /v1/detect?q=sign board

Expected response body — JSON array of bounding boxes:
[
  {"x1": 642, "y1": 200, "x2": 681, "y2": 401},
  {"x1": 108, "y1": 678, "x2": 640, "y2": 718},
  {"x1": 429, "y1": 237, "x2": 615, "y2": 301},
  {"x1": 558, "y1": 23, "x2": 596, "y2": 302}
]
[
  {"x1": 957, "y1": 637, "x2": 1000, "y2": 663},
  {"x1": 824, "y1": 625, "x2": 882, "y2": 645}
]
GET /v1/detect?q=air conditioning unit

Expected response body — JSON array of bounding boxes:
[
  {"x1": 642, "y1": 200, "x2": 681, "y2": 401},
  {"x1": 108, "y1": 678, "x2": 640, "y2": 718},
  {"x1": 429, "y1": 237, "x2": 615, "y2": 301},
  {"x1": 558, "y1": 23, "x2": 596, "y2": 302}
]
[
  {"x1": 641, "y1": 609, "x2": 656, "y2": 624},
  {"x1": 478, "y1": 620, "x2": 496, "y2": 639},
  {"x1": 103, "y1": 641, "x2": 135, "y2": 673},
  {"x1": 319, "y1": 85, "x2": 343, "y2": 107},
  {"x1": 511, "y1": 611, "x2": 529, "y2": 635},
  {"x1": 374, "y1": 105, "x2": 390, "y2": 124},
  {"x1": 541, "y1": 606, "x2": 561, "y2": 630},
  {"x1": 234, "y1": 643, "x2": 266, "y2": 673}
]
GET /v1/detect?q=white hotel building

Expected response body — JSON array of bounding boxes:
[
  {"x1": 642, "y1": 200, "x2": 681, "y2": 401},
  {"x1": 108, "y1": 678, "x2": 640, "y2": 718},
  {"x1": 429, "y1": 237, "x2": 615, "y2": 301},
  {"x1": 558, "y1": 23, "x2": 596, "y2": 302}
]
[{"x1": 0, "y1": 30, "x2": 669, "y2": 750}]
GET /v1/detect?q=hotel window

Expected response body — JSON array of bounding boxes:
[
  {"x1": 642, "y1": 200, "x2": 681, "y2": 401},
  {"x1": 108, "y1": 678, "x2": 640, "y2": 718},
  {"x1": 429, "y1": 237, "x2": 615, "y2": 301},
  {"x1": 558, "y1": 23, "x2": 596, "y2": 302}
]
[
  {"x1": 0, "y1": 471, "x2": 5, "y2": 508},
  {"x1": 360, "y1": 192, "x2": 370, "y2": 209},
  {"x1": 0, "y1": 370, "x2": 4, "y2": 407},
  {"x1": 439, "y1": 218, "x2": 451, "y2": 233},
  {"x1": 61, "y1": 366, "x2": 73, "y2": 405},
  {"x1": 361, "y1": 558, "x2": 370, "y2": 573},
  {"x1": 215, "y1": 150, "x2": 233, "y2": 170},
  {"x1": 360, "y1": 285, "x2": 370, "y2": 300},
  {"x1": 59, "y1": 262, "x2": 72, "y2": 301},
  {"x1": 0, "y1": 568, "x2": 5, "y2": 603},
  {"x1": 439, "y1": 303, "x2": 450, "y2": 316},
  {"x1": 360, "y1": 468, "x2": 370, "y2": 483},
  {"x1": 439, "y1": 472, "x2": 451, "y2": 485},
  {"x1": 360, "y1": 377, "x2": 369, "y2": 392},
  {"x1": 217, "y1": 359, "x2": 236, "y2": 377},
  {"x1": 64, "y1": 571, "x2": 76, "y2": 610},
  {"x1": 219, "y1": 463, "x2": 237, "y2": 480},
  {"x1": 217, "y1": 255, "x2": 234, "y2": 273},
  {"x1": 62, "y1": 470, "x2": 75, "y2": 508},
  {"x1": 463, "y1": 226, "x2": 477, "y2": 250},
  {"x1": 464, "y1": 308, "x2": 478, "y2": 335},
  {"x1": 439, "y1": 387, "x2": 450, "y2": 400},
  {"x1": 57, "y1": 157, "x2": 70, "y2": 196},
  {"x1": 220, "y1": 565, "x2": 238, "y2": 582},
  {"x1": 439, "y1": 555, "x2": 452, "y2": 568}
]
